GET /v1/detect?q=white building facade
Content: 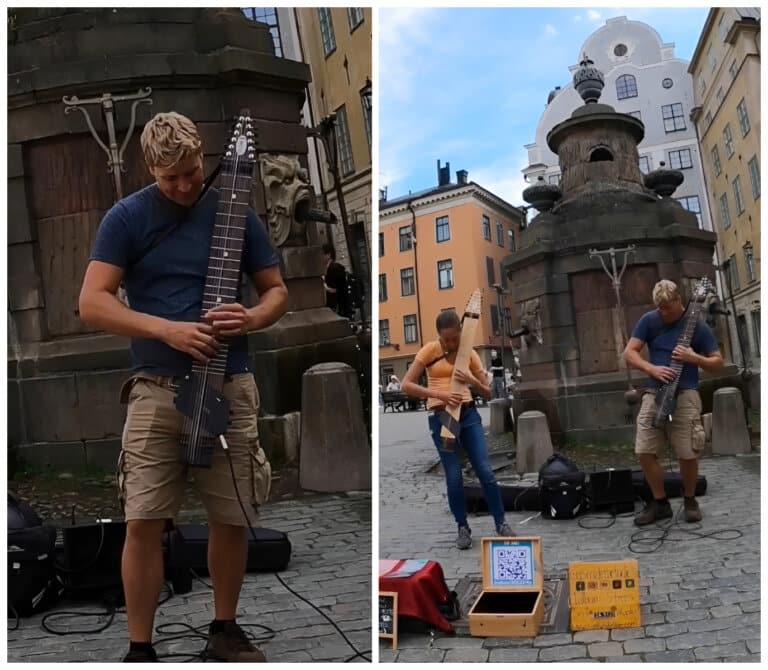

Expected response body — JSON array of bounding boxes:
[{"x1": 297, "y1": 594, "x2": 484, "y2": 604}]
[{"x1": 523, "y1": 16, "x2": 713, "y2": 233}]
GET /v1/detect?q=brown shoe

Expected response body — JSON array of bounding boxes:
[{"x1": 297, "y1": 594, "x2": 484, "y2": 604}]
[
  {"x1": 683, "y1": 497, "x2": 703, "y2": 523},
  {"x1": 207, "y1": 621, "x2": 266, "y2": 662},
  {"x1": 634, "y1": 499, "x2": 673, "y2": 526}
]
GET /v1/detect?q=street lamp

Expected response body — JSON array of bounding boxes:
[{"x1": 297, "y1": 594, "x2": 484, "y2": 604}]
[
  {"x1": 491, "y1": 283, "x2": 508, "y2": 386},
  {"x1": 308, "y1": 113, "x2": 366, "y2": 323}
]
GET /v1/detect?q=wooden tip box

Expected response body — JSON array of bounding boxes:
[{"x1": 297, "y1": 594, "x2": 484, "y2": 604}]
[{"x1": 468, "y1": 536, "x2": 544, "y2": 638}]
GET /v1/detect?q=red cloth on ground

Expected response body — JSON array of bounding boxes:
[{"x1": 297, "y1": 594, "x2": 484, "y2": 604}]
[{"x1": 378, "y1": 559, "x2": 454, "y2": 634}]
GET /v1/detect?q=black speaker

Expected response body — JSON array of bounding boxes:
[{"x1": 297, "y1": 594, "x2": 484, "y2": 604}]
[
  {"x1": 588, "y1": 469, "x2": 635, "y2": 513},
  {"x1": 59, "y1": 521, "x2": 126, "y2": 596}
]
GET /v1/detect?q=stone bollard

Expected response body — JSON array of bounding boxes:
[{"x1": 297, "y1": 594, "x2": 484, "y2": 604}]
[
  {"x1": 489, "y1": 398, "x2": 514, "y2": 435},
  {"x1": 711, "y1": 387, "x2": 751, "y2": 455},
  {"x1": 701, "y1": 413, "x2": 712, "y2": 442},
  {"x1": 299, "y1": 362, "x2": 371, "y2": 492},
  {"x1": 516, "y1": 410, "x2": 553, "y2": 474}
]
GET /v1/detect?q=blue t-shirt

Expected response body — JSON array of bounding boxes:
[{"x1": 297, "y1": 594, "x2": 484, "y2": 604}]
[
  {"x1": 90, "y1": 183, "x2": 279, "y2": 377},
  {"x1": 631, "y1": 309, "x2": 718, "y2": 390}
]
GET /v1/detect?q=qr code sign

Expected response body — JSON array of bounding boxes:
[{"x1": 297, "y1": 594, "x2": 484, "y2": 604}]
[{"x1": 492, "y1": 545, "x2": 533, "y2": 586}]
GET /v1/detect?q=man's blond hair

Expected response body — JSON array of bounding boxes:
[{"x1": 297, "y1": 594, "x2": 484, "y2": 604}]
[
  {"x1": 140, "y1": 112, "x2": 202, "y2": 169},
  {"x1": 653, "y1": 279, "x2": 680, "y2": 306}
]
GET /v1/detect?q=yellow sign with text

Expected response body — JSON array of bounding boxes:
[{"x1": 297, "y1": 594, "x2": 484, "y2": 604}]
[{"x1": 568, "y1": 560, "x2": 641, "y2": 631}]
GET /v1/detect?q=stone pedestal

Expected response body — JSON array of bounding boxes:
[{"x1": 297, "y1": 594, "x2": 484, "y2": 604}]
[
  {"x1": 711, "y1": 387, "x2": 751, "y2": 455},
  {"x1": 299, "y1": 362, "x2": 371, "y2": 493},
  {"x1": 516, "y1": 410, "x2": 554, "y2": 475},
  {"x1": 489, "y1": 398, "x2": 514, "y2": 435}
]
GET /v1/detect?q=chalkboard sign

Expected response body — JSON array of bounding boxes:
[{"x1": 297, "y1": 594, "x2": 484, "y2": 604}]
[{"x1": 378, "y1": 591, "x2": 398, "y2": 649}]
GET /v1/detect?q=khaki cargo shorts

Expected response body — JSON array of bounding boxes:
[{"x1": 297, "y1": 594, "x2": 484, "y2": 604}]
[
  {"x1": 117, "y1": 372, "x2": 272, "y2": 527},
  {"x1": 635, "y1": 389, "x2": 705, "y2": 460}
]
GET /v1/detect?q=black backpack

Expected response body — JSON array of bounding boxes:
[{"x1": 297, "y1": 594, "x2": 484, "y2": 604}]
[
  {"x1": 8, "y1": 494, "x2": 63, "y2": 617},
  {"x1": 538, "y1": 454, "x2": 586, "y2": 520}
]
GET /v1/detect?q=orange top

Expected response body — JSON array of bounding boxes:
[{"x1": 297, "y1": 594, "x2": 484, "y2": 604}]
[{"x1": 414, "y1": 340, "x2": 485, "y2": 410}]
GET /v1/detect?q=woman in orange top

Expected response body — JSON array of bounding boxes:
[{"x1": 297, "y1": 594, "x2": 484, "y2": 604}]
[{"x1": 402, "y1": 309, "x2": 514, "y2": 549}]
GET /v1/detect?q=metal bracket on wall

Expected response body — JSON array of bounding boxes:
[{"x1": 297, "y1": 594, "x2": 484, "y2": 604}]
[{"x1": 62, "y1": 87, "x2": 153, "y2": 200}]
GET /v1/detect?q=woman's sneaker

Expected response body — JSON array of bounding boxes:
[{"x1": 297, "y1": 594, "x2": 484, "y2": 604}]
[
  {"x1": 456, "y1": 525, "x2": 472, "y2": 549},
  {"x1": 495, "y1": 522, "x2": 516, "y2": 537}
]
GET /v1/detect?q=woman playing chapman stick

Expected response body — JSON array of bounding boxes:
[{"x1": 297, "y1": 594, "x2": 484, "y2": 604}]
[{"x1": 401, "y1": 309, "x2": 515, "y2": 550}]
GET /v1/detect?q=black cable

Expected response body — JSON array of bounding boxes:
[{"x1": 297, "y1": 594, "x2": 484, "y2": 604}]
[
  {"x1": 41, "y1": 605, "x2": 118, "y2": 635},
  {"x1": 223, "y1": 446, "x2": 371, "y2": 663}
]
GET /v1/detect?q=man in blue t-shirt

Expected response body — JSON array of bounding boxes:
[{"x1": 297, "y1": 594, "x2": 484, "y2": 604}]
[
  {"x1": 79, "y1": 112, "x2": 287, "y2": 662},
  {"x1": 624, "y1": 279, "x2": 723, "y2": 527}
]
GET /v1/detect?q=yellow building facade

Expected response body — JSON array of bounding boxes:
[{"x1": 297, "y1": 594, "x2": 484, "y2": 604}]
[
  {"x1": 689, "y1": 8, "x2": 760, "y2": 371},
  {"x1": 379, "y1": 169, "x2": 524, "y2": 381},
  {"x1": 295, "y1": 8, "x2": 372, "y2": 315}
]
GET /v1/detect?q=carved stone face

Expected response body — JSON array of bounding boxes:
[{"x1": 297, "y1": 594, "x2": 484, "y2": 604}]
[{"x1": 260, "y1": 154, "x2": 313, "y2": 247}]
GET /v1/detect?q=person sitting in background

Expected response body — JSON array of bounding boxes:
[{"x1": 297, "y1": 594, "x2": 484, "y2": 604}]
[{"x1": 386, "y1": 375, "x2": 401, "y2": 392}]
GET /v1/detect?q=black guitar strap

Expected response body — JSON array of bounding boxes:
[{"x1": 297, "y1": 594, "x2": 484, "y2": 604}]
[{"x1": 127, "y1": 161, "x2": 223, "y2": 271}]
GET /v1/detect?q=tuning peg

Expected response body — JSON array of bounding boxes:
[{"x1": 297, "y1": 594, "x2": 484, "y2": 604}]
[
  {"x1": 248, "y1": 153, "x2": 255, "y2": 159},
  {"x1": 226, "y1": 151, "x2": 232, "y2": 157}
]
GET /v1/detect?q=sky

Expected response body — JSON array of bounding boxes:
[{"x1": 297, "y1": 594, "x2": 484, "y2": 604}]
[{"x1": 379, "y1": 6, "x2": 710, "y2": 207}]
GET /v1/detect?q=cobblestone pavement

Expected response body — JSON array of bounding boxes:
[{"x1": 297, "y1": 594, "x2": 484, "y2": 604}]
[
  {"x1": 9, "y1": 493, "x2": 372, "y2": 663},
  {"x1": 379, "y1": 407, "x2": 760, "y2": 663}
]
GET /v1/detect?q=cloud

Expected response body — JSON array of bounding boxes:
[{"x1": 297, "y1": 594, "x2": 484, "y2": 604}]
[
  {"x1": 587, "y1": 10, "x2": 602, "y2": 22},
  {"x1": 468, "y1": 152, "x2": 533, "y2": 209},
  {"x1": 545, "y1": 23, "x2": 558, "y2": 36}
]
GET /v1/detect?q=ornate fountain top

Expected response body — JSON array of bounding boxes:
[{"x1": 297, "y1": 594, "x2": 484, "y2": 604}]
[{"x1": 573, "y1": 53, "x2": 605, "y2": 104}]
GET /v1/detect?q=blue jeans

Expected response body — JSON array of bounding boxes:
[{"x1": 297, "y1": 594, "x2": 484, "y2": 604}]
[{"x1": 428, "y1": 406, "x2": 506, "y2": 529}]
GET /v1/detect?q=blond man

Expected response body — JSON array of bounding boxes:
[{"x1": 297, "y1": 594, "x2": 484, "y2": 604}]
[
  {"x1": 624, "y1": 280, "x2": 723, "y2": 526},
  {"x1": 79, "y1": 111, "x2": 287, "y2": 662}
]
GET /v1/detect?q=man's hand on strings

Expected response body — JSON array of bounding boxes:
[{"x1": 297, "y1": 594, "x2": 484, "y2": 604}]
[
  {"x1": 671, "y1": 345, "x2": 698, "y2": 365},
  {"x1": 162, "y1": 321, "x2": 218, "y2": 364},
  {"x1": 204, "y1": 302, "x2": 252, "y2": 337}
]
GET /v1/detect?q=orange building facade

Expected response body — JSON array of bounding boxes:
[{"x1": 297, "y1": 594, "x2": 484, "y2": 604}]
[{"x1": 378, "y1": 176, "x2": 524, "y2": 382}]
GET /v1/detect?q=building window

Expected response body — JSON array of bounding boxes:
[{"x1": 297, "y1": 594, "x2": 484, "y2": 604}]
[
  {"x1": 548, "y1": 173, "x2": 561, "y2": 184},
  {"x1": 707, "y1": 44, "x2": 716, "y2": 71},
  {"x1": 736, "y1": 98, "x2": 750, "y2": 137},
  {"x1": 662, "y1": 77, "x2": 673, "y2": 89},
  {"x1": 347, "y1": 7, "x2": 364, "y2": 30},
  {"x1": 400, "y1": 267, "x2": 414, "y2": 296},
  {"x1": 242, "y1": 8, "x2": 283, "y2": 57},
  {"x1": 360, "y1": 87, "x2": 371, "y2": 158},
  {"x1": 504, "y1": 307, "x2": 512, "y2": 337},
  {"x1": 729, "y1": 59, "x2": 738, "y2": 79},
  {"x1": 616, "y1": 74, "x2": 638, "y2": 100},
  {"x1": 614, "y1": 43, "x2": 628, "y2": 57},
  {"x1": 744, "y1": 244, "x2": 755, "y2": 283},
  {"x1": 705, "y1": 110, "x2": 713, "y2": 127},
  {"x1": 751, "y1": 311, "x2": 760, "y2": 357},
  {"x1": 318, "y1": 8, "x2": 336, "y2": 56},
  {"x1": 490, "y1": 304, "x2": 500, "y2": 335},
  {"x1": 711, "y1": 145, "x2": 722, "y2": 176},
  {"x1": 668, "y1": 148, "x2": 693, "y2": 170},
  {"x1": 334, "y1": 104, "x2": 355, "y2": 176},
  {"x1": 638, "y1": 155, "x2": 651, "y2": 174},
  {"x1": 677, "y1": 195, "x2": 702, "y2": 228},
  {"x1": 715, "y1": 87, "x2": 724, "y2": 106},
  {"x1": 379, "y1": 232, "x2": 384, "y2": 257},
  {"x1": 379, "y1": 273, "x2": 387, "y2": 302},
  {"x1": 662, "y1": 103, "x2": 686, "y2": 133},
  {"x1": 437, "y1": 259, "x2": 453, "y2": 290},
  {"x1": 509, "y1": 229, "x2": 516, "y2": 252},
  {"x1": 628, "y1": 110, "x2": 641, "y2": 120},
  {"x1": 720, "y1": 193, "x2": 732, "y2": 230},
  {"x1": 732, "y1": 175, "x2": 745, "y2": 214},
  {"x1": 379, "y1": 319, "x2": 390, "y2": 347},
  {"x1": 496, "y1": 222, "x2": 504, "y2": 247},
  {"x1": 399, "y1": 226, "x2": 412, "y2": 252},
  {"x1": 435, "y1": 216, "x2": 450, "y2": 243},
  {"x1": 747, "y1": 155, "x2": 760, "y2": 199},
  {"x1": 482, "y1": 215, "x2": 490, "y2": 240},
  {"x1": 723, "y1": 124, "x2": 734, "y2": 158},
  {"x1": 404, "y1": 314, "x2": 418, "y2": 344},
  {"x1": 718, "y1": 13, "x2": 729, "y2": 40},
  {"x1": 486, "y1": 256, "x2": 495, "y2": 287}
]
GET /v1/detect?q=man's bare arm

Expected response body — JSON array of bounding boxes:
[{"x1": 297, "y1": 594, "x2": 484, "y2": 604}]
[{"x1": 623, "y1": 336, "x2": 677, "y2": 384}]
